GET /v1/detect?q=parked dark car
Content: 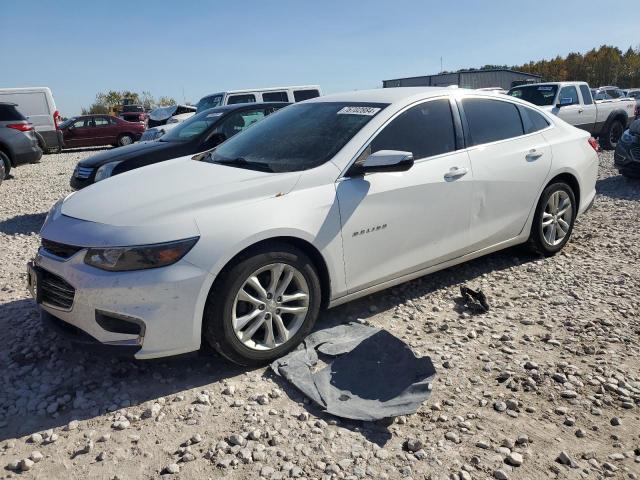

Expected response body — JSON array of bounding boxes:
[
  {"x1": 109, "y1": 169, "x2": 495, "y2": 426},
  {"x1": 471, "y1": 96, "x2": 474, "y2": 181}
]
[
  {"x1": 58, "y1": 115, "x2": 146, "y2": 149},
  {"x1": 70, "y1": 102, "x2": 289, "y2": 189},
  {"x1": 614, "y1": 119, "x2": 640, "y2": 178},
  {"x1": 119, "y1": 104, "x2": 146, "y2": 123},
  {"x1": 0, "y1": 102, "x2": 42, "y2": 185}
]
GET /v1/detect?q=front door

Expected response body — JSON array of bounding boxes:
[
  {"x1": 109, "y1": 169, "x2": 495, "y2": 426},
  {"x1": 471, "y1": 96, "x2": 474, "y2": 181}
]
[
  {"x1": 337, "y1": 98, "x2": 473, "y2": 293},
  {"x1": 64, "y1": 118, "x2": 94, "y2": 147}
]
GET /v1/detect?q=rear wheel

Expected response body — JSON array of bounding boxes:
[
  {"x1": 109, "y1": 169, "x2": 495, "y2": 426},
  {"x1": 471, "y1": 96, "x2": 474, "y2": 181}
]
[
  {"x1": 600, "y1": 119, "x2": 624, "y2": 150},
  {"x1": 528, "y1": 182, "x2": 576, "y2": 256},
  {"x1": 117, "y1": 134, "x2": 134, "y2": 147},
  {"x1": 0, "y1": 151, "x2": 10, "y2": 182},
  {"x1": 203, "y1": 243, "x2": 322, "y2": 366}
]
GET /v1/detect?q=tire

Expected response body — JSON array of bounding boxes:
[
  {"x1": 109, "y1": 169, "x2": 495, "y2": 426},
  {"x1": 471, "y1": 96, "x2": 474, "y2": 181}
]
[
  {"x1": 528, "y1": 182, "x2": 577, "y2": 256},
  {"x1": 0, "y1": 151, "x2": 10, "y2": 183},
  {"x1": 203, "y1": 243, "x2": 322, "y2": 366},
  {"x1": 117, "y1": 134, "x2": 134, "y2": 147},
  {"x1": 34, "y1": 132, "x2": 47, "y2": 157},
  {"x1": 600, "y1": 119, "x2": 624, "y2": 150}
]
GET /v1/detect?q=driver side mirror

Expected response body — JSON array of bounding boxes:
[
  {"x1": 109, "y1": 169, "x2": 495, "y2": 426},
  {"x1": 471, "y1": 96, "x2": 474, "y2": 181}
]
[
  {"x1": 556, "y1": 97, "x2": 575, "y2": 108},
  {"x1": 349, "y1": 150, "x2": 414, "y2": 176}
]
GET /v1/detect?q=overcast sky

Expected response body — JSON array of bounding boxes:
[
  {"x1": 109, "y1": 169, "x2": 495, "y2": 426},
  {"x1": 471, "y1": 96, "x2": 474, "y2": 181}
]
[{"x1": 2, "y1": 0, "x2": 637, "y2": 116}]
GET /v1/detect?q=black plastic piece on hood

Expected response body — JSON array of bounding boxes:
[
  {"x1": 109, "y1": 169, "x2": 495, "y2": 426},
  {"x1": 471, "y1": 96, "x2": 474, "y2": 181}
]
[{"x1": 460, "y1": 285, "x2": 490, "y2": 313}]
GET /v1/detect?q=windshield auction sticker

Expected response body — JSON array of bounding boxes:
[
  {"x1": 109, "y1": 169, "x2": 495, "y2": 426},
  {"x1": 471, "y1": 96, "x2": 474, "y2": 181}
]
[{"x1": 337, "y1": 106, "x2": 381, "y2": 116}]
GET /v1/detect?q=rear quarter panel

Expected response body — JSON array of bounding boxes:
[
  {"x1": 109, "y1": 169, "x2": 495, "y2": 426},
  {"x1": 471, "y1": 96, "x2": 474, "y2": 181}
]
[{"x1": 542, "y1": 124, "x2": 598, "y2": 214}]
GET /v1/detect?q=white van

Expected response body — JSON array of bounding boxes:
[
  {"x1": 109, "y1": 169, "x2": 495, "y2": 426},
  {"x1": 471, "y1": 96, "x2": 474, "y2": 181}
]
[
  {"x1": 0, "y1": 87, "x2": 63, "y2": 153},
  {"x1": 195, "y1": 85, "x2": 321, "y2": 112}
]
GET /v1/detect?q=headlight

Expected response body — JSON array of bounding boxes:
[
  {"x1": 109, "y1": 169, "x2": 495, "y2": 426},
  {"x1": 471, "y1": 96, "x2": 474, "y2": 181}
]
[
  {"x1": 94, "y1": 161, "x2": 122, "y2": 182},
  {"x1": 167, "y1": 117, "x2": 179, "y2": 124},
  {"x1": 84, "y1": 237, "x2": 199, "y2": 271}
]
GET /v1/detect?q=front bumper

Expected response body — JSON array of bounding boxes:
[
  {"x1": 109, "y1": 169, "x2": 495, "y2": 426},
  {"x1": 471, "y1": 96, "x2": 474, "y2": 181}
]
[
  {"x1": 29, "y1": 247, "x2": 213, "y2": 359},
  {"x1": 614, "y1": 141, "x2": 640, "y2": 174}
]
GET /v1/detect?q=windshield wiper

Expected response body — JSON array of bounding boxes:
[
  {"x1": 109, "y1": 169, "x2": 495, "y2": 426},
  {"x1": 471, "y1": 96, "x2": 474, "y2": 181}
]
[{"x1": 213, "y1": 157, "x2": 274, "y2": 172}]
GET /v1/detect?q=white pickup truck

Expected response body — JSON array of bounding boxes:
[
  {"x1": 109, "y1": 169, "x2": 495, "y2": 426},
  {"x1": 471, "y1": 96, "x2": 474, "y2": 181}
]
[{"x1": 507, "y1": 81, "x2": 637, "y2": 149}]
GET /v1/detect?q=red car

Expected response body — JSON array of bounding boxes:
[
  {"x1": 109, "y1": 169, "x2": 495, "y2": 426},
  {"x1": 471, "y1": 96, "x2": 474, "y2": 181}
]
[{"x1": 58, "y1": 115, "x2": 145, "y2": 148}]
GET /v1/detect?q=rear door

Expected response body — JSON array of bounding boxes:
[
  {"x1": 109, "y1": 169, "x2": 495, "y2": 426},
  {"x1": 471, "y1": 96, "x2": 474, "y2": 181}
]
[
  {"x1": 93, "y1": 116, "x2": 116, "y2": 145},
  {"x1": 460, "y1": 97, "x2": 552, "y2": 250}
]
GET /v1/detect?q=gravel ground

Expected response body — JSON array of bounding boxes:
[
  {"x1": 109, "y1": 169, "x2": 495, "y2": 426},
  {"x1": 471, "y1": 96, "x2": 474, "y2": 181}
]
[{"x1": 0, "y1": 149, "x2": 639, "y2": 480}]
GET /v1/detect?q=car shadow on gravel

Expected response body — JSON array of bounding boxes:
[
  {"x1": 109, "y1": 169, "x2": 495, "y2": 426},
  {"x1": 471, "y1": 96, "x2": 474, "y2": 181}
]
[
  {"x1": 61, "y1": 146, "x2": 112, "y2": 153},
  {"x1": 596, "y1": 175, "x2": 640, "y2": 200},
  {"x1": 0, "y1": 213, "x2": 46, "y2": 235},
  {"x1": 0, "y1": 299, "x2": 246, "y2": 441}
]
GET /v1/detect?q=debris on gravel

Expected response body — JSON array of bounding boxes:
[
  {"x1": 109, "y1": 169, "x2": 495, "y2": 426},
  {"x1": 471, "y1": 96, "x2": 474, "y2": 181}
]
[{"x1": 0, "y1": 149, "x2": 639, "y2": 479}]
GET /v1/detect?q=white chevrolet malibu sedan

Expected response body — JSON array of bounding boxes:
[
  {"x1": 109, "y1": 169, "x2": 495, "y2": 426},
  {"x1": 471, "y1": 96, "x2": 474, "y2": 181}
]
[{"x1": 29, "y1": 88, "x2": 598, "y2": 365}]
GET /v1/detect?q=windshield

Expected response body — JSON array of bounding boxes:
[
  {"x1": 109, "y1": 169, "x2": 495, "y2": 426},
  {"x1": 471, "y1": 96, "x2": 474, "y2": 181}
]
[
  {"x1": 159, "y1": 109, "x2": 224, "y2": 143},
  {"x1": 507, "y1": 85, "x2": 558, "y2": 106},
  {"x1": 122, "y1": 105, "x2": 143, "y2": 113},
  {"x1": 205, "y1": 102, "x2": 387, "y2": 173},
  {"x1": 58, "y1": 117, "x2": 76, "y2": 129},
  {"x1": 196, "y1": 94, "x2": 223, "y2": 113}
]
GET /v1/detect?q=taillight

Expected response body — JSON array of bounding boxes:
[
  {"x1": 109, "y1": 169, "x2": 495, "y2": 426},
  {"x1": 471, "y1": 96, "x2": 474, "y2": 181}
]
[
  {"x1": 588, "y1": 137, "x2": 600, "y2": 152},
  {"x1": 53, "y1": 110, "x2": 60, "y2": 129},
  {"x1": 7, "y1": 123, "x2": 33, "y2": 132}
]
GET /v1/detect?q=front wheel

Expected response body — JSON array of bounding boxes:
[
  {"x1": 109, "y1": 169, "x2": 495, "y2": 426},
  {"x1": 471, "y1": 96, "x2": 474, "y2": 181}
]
[
  {"x1": 528, "y1": 182, "x2": 577, "y2": 256},
  {"x1": 117, "y1": 134, "x2": 134, "y2": 147},
  {"x1": 203, "y1": 243, "x2": 322, "y2": 366}
]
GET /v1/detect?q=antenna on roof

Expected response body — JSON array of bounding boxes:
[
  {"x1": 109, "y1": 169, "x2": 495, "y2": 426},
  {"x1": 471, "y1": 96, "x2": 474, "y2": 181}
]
[{"x1": 440, "y1": 57, "x2": 443, "y2": 73}]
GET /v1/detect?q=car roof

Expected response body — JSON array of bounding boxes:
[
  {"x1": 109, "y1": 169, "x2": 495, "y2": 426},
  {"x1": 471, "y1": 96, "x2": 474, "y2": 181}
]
[
  {"x1": 202, "y1": 102, "x2": 291, "y2": 113},
  {"x1": 200, "y1": 86, "x2": 320, "y2": 97},
  {"x1": 305, "y1": 87, "x2": 466, "y2": 105}
]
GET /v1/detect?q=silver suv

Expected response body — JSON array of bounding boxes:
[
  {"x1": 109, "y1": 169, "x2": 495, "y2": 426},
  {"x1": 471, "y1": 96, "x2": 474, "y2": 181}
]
[{"x1": 0, "y1": 102, "x2": 42, "y2": 186}]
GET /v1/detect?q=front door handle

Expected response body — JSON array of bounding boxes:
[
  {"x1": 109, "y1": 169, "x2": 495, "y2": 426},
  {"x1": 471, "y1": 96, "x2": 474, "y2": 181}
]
[
  {"x1": 444, "y1": 166, "x2": 468, "y2": 180},
  {"x1": 578, "y1": 108, "x2": 584, "y2": 113},
  {"x1": 526, "y1": 148, "x2": 544, "y2": 161}
]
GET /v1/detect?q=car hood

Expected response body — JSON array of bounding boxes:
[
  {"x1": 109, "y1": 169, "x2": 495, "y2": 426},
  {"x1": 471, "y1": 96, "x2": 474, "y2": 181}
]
[
  {"x1": 61, "y1": 156, "x2": 301, "y2": 227},
  {"x1": 78, "y1": 141, "x2": 171, "y2": 168}
]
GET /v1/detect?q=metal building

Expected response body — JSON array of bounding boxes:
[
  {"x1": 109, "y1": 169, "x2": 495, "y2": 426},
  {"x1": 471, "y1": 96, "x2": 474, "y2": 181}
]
[{"x1": 382, "y1": 69, "x2": 542, "y2": 90}]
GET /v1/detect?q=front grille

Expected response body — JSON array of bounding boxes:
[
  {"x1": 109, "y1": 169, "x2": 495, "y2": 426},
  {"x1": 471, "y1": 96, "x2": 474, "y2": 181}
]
[
  {"x1": 40, "y1": 269, "x2": 75, "y2": 310},
  {"x1": 41, "y1": 239, "x2": 83, "y2": 259},
  {"x1": 631, "y1": 145, "x2": 640, "y2": 161},
  {"x1": 74, "y1": 166, "x2": 94, "y2": 179}
]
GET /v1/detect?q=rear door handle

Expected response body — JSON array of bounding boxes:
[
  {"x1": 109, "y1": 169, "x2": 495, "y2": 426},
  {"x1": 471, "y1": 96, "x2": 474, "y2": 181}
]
[
  {"x1": 526, "y1": 148, "x2": 544, "y2": 161},
  {"x1": 444, "y1": 166, "x2": 469, "y2": 180}
]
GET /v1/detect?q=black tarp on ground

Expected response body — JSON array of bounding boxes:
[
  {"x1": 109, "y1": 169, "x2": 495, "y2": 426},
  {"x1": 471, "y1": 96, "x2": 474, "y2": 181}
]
[{"x1": 271, "y1": 323, "x2": 436, "y2": 421}]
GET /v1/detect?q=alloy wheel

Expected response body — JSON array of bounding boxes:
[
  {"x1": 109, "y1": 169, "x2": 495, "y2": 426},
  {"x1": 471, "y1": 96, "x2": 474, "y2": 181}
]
[
  {"x1": 542, "y1": 190, "x2": 573, "y2": 246},
  {"x1": 0, "y1": 161, "x2": 5, "y2": 185},
  {"x1": 232, "y1": 263, "x2": 310, "y2": 350},
  {"x1": 120, "y1": 135, "x2": 133, "y2": 146}
]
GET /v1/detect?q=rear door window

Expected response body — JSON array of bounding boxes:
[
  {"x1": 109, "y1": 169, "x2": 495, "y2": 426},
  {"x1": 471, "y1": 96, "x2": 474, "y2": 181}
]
[
  {"x1": 579, "y1": 85, "x2": 593, "y2": 105},
  {"x1": 94, "y1": 117, "x2": 110, "y2": 126},
  {"x1": 369, "y1": 99, "x2": 457, "y2": 160},
  {"x1": 218, "y1": 108, "x2": 266, "y2": 138},
  {"x1": 462, "y1": 98, "x2": 524, "y2": 145},
  {"x1": 226, "y1": 94, "x2": 256, "y2": 105},
  {"x1": 293, "y1": 90, "x2": 320, "y2": 102},
  {"x1": 262, "y1": 91, "x2": 289, "y2": 102}
]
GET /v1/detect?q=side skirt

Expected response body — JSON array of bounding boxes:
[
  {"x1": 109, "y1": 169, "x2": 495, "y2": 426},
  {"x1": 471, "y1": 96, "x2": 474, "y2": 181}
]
[{"x1": 328, "y1": 234, "x2": 528, "y2": 308}]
